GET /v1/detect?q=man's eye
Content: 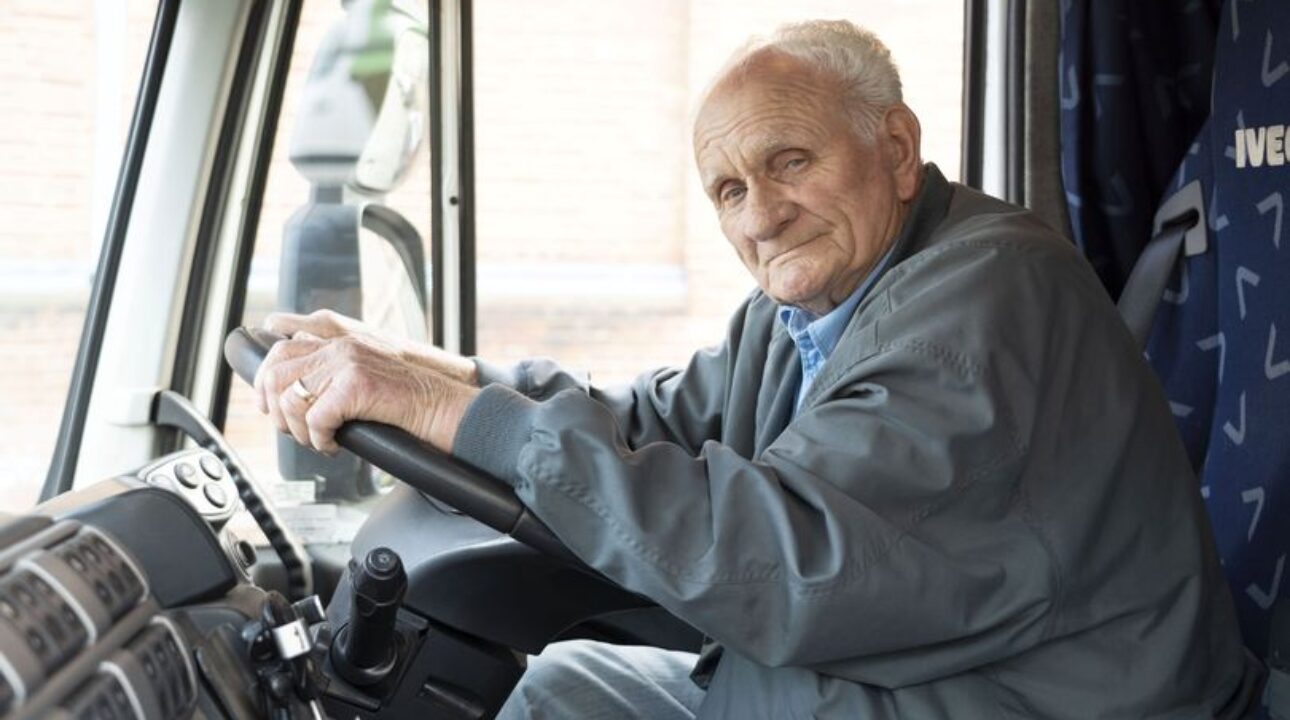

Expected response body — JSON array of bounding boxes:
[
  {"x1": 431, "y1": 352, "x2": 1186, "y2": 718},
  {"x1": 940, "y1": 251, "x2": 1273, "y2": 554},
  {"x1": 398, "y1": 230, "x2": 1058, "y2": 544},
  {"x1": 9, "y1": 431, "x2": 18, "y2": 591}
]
[
  {"x1": 784, "y1": 156, "x2": 808, "y2": 171},
  {"x1": 720, "y1": 184, "x2": 746, "y2": 205}
]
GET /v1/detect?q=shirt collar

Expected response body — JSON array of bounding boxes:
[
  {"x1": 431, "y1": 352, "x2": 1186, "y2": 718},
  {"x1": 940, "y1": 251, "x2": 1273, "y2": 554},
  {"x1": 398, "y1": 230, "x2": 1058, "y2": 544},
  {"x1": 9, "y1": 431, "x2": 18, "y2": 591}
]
[{"x1": 777, "y1": 241, "x2": 897, "y2": 358}]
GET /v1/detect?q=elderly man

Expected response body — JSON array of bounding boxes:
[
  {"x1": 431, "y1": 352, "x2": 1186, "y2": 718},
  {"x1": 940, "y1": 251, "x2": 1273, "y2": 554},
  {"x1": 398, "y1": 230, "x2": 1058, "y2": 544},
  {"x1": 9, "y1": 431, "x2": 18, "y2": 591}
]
[{"x1": 256, "y1": 20, "x2": 1259, "y2": 720}]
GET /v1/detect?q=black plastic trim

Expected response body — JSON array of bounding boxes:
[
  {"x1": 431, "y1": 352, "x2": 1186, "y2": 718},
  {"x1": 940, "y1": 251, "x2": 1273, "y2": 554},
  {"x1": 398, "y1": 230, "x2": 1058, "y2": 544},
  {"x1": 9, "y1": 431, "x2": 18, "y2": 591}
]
[
  {"x1": 363, "y1": 204, "x2": 430, "y2": 311},
  {"x1": 211, "y1": 0, "x2": 304, "y2": 431},
  {"x1": 457, "y1": 0, "x2": 477, "y2": 356},
  {"x1": 167, "y1": 0, "x2": 272, "y2": 449},
  {"x1": 65, "y1": 487, "x2": 239, "y2": 607},
  {"x1": 41, "y1": 0, "x2": 182, "y2": 502},
  {"x1": 1004, "y1": 0, "x2": 1026, "y2": 205},
  {"x1": 961, "y1": 0, "x2": 986, "y2": 189},
  {"x1": 429, "y1": 0, "x2": 445, "y2": 348}
]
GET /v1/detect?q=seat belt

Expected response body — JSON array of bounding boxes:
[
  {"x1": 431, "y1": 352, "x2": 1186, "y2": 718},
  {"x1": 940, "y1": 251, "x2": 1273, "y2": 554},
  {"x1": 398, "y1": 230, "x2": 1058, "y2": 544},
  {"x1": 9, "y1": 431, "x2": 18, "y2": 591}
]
[{"x1": 1116, "y1": 180, "x2": 1206, "y2": 349}]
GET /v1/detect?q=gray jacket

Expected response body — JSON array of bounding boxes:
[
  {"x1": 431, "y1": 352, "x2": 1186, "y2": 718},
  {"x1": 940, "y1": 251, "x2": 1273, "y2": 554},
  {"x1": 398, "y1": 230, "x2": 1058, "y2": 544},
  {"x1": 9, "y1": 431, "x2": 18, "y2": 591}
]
[{"x1": 455, "y1": 166, "x2": 1262, "y2": 718}]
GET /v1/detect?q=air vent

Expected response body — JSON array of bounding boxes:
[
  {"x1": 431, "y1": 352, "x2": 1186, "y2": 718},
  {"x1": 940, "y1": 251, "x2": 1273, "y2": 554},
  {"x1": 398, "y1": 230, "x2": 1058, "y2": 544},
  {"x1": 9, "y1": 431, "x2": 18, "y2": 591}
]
[
  {"x1": 0, "y1": 569, "x2": 88, "y2": 673},
  {"x1": 58, "y1": 532, "x2": 145, "y2": 621},
  {"x1": 126, "y1": 622, "x2": 194, "y2": 720},
  {"x1": 61, "y1": 671, "x2": 136, "y2": 720}
]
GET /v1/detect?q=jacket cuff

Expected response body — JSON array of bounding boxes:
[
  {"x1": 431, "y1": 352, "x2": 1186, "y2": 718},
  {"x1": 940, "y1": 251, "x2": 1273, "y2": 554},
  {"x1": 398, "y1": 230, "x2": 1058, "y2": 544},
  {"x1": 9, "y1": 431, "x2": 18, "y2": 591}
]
[
  {"x1": 472, "y1": 357, "x2": 525, "y2": 392},
  {"x1": 452, "y1": 384, "x2": 537, "y2": 486}
]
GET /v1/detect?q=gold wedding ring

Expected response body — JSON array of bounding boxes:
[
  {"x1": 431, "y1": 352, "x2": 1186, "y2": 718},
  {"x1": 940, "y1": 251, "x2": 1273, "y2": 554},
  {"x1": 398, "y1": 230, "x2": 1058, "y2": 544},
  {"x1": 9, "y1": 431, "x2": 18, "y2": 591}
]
[{"x1": 290, "y1": 378, "x2": 317, "y2": 404}]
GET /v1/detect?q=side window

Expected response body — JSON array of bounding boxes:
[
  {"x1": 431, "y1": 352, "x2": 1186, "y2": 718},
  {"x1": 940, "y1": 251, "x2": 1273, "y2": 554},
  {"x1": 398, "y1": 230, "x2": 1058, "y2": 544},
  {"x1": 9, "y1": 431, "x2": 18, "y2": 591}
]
[
  {"x1": 221, "y1": 0, "x2": 433, "y2": 541},
  {"x1": 0, "y1": 2, "x2": 159, "y2": 513},
  {"x1": 473, "y1": 2, "x2": 963, "y2": 384}
]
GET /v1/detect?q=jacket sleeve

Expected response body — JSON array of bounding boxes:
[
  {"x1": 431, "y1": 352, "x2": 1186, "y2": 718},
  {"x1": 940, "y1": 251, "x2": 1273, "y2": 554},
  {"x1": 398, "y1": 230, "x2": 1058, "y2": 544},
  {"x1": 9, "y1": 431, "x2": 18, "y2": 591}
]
[
  {"x1": 468, "y1": 297, "x2": 756, "y2": 453},
  {"x1": 453, "y1": 247, "x2": 1059, "y2": 688}
]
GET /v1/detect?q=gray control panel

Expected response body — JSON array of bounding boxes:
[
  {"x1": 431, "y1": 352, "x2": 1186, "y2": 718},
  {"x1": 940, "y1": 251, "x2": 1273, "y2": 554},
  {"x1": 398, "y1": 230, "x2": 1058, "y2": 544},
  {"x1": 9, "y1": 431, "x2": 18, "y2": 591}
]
[
  {"x1": 140, "y1": 450, "x2": 240, "y2": 529},
  {"x1": 0, "y1": 520, "x2": 197, "y2": 720}
]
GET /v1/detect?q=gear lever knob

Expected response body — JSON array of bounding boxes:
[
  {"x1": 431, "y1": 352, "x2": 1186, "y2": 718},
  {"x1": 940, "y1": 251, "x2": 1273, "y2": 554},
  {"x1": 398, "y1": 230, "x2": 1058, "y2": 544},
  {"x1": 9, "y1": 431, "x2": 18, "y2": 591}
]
[{"x1": 332, "y1": 547, "x2": 407, "y2": 687}]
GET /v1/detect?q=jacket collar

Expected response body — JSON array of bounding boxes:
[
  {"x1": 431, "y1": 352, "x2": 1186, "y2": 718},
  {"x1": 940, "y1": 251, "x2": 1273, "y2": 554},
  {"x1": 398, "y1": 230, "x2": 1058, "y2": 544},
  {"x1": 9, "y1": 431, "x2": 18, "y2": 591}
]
[{"x1": 875, "y1": 162, "x2": 954, "y2": 283}]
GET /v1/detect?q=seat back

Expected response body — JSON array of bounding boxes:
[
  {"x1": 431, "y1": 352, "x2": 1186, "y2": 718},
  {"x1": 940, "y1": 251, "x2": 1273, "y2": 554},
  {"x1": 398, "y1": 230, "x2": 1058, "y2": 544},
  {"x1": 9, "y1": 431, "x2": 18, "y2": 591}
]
[{"x1": 1146, "y1": 0, "x2": 1289, "y2": 660}]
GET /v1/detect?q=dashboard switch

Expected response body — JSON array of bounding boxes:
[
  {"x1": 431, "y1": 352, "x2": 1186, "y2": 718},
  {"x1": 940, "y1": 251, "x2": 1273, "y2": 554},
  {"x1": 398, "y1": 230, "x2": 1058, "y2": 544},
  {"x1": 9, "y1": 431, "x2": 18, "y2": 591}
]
[
  {"x1": 174, "y1": 462, "x2": 199, "y2": 488},
  {"x1": 203, "y1": 483, "x2": 228, "y2": 508},
  {"x1": 199, "y1": 455, "x2": 225, "y2": 479}
]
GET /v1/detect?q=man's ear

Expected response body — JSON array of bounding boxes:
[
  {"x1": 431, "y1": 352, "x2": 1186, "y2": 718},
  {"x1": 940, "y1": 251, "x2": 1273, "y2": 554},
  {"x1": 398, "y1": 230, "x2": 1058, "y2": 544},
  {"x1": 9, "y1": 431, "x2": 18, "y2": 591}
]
[{"x1": 881, "y1": 103, "x2": 922, "y2": 201}]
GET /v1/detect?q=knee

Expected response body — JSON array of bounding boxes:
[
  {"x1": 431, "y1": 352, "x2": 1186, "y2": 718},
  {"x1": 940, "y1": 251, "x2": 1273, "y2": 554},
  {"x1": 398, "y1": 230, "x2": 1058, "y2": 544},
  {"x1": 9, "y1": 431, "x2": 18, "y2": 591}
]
[{"x1": 496, "y1": 641, "x2": 602, "y2": 720}]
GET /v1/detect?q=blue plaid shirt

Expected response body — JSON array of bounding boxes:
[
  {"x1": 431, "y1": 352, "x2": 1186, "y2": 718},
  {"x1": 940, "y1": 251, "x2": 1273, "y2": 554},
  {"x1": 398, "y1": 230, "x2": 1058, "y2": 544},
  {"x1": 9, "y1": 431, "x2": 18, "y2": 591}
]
[{"x1": 778, "y1": 247, "x2": 896, "y2": 414}]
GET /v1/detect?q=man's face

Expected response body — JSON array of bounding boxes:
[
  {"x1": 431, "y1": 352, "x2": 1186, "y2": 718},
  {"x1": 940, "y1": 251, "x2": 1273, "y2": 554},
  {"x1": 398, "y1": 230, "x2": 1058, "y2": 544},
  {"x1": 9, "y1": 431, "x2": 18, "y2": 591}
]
[{"x1": 694, "y1": 54, "x2": 920, "y2": 316}]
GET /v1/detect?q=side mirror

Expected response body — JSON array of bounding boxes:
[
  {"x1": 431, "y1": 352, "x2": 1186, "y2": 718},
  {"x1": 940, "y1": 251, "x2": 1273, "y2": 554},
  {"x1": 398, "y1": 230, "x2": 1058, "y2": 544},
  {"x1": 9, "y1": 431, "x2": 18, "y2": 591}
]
[
  {"x1": 274, "y1": 0, "x2": 431, "y2": 502},
  {"x1": 276, "y1": 202, "x2": 428, "y2": 501}
]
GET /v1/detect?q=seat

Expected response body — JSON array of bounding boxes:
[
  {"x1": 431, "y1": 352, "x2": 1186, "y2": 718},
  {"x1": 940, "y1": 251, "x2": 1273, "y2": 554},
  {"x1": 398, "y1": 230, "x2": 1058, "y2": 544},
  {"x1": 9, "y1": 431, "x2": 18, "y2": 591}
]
[
  {"x1": 1144, "y1": 0, "x2": 1288, "y2": 658},
  {"x1": 1121, "y1": 0, "x2": 1290, "y2": 713}
]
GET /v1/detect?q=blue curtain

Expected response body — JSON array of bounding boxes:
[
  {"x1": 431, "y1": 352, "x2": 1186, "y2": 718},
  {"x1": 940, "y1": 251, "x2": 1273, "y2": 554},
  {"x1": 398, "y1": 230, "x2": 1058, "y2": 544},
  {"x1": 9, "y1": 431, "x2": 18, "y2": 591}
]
[{"x1": 1058, "y1": 0, "x2": 1222, "y2": 298}]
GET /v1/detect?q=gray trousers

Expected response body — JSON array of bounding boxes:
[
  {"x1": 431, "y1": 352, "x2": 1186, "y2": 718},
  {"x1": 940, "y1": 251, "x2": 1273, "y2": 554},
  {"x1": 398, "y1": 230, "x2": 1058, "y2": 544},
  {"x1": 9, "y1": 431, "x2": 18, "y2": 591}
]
[{"x1": 495, "y1": 640, "x2": 705, "y2": 720}]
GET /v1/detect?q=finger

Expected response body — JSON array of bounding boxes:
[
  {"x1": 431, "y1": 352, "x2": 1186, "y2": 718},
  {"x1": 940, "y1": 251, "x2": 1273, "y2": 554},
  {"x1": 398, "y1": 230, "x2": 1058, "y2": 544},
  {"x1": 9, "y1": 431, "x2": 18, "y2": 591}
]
[
  {"x1": 278, "y1": 380, "x2": 314, "y2": 447},
  {"x1": 254, "y1": 335, "x2": 325, "y2": 415},
  {"x1": 265, "y1": 308, "x2": 355, "y2": 340},
  {"x1": 278, "y1": 369, "x2": 332, "y2": 448},
  {"x1": 262, "y1": 312, "x2": 311, "y2": 337},
  {"x1": 304, "y1": 375, "x2": 347, "y2": 456},
  {"x1": 261, "y1": 350, "x2": 326, "y2": 434}
]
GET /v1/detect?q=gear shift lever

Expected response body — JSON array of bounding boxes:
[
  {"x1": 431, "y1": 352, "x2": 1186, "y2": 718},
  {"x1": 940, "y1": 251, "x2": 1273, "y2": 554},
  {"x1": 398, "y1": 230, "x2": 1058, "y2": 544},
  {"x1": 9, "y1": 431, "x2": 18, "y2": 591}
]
[{"x1": 331, "y1": 547, "x2": 407, "y2": 687}]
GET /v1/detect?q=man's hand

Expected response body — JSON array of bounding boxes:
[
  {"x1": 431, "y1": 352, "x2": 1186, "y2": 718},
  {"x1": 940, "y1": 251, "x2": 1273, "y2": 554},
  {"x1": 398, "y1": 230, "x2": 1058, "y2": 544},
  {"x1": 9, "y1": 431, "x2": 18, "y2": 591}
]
[
  {"x1": 253, "y1": 314, "x2": 480, "y2": 455},
  {"x1": 264, "y1": 309, "x2": 479, "y2": 385}
]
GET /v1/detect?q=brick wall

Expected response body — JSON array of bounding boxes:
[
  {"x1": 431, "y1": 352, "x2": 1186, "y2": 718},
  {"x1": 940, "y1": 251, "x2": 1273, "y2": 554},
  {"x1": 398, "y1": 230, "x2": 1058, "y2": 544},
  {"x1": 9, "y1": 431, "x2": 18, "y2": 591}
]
[
  {"x1": 471, "y1": 0, "x2": 964, "y2": 383},
  {"x1": 0, "y1": 0, "x2": 156, "y2": 512}
]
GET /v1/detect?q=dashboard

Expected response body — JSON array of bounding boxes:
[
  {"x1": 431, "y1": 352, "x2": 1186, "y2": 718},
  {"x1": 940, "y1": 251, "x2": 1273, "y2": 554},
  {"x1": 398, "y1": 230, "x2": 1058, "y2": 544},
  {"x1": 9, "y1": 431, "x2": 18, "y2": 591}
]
[
  {"x1": 0, "y1": 433, "x2": 697, "y2": 720},
  {"x1": 0, "y1": 446, "x2": 283, "y2": 720}
]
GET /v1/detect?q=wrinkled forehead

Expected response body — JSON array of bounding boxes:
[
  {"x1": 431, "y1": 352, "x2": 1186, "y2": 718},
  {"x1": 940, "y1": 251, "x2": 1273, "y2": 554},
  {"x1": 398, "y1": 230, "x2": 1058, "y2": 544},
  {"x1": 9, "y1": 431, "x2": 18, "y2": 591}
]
[
  {"x1": 697, "y1": 54, "x2": 825, "y2": 121},
  {"x1": 692, "y1": 58, "x2": 845, "y2": 163}
]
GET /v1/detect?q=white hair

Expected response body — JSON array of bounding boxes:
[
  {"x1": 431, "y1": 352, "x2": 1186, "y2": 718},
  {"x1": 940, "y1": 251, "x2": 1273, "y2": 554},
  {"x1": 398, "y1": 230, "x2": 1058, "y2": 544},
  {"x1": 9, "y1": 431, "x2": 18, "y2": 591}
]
[{"x1": 706, "y1": 20, "x2": 904, "y2": 140}]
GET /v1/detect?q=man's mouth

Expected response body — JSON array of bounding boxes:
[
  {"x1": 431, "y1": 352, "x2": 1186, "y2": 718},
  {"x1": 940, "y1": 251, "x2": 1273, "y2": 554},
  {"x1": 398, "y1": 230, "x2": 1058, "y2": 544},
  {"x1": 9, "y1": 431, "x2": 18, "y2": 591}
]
[{"x1": 762, "y1": 233, "x2": 825, "y2": 265}]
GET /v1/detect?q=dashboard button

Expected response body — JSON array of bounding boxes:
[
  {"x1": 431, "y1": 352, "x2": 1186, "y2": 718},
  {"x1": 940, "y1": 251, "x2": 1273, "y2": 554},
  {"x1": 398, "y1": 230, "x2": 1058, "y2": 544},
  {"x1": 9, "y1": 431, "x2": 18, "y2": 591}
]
[
  {"x1": 66, "y1": 551, "x2": 86, "y2": 573},
  {"x1": 110, "y1": 683, "x2": 129, "y2": 711},
  {"x1": 203, "y1": 482, "x2": 229, "y2": 508},
  {"x1": 174, "y1": 462, "x2": 199, "y2": 488},
  {"x1": 31, "y1": 576, "x2": 56, "y2": 598},
  {"x1": 44, "y1": 613, "x2": 66, "y2": 643},
  {"x1": 25, "y1": 627, "x2": 47, "y2": 655},
  {"x1": 199, "y1": 455, "x2": 224, "y2": 479},
  {"x1": 91, "y1": 536, "x2": 111, "y2": 556},
  {"x1": 0, "y1": 597, "x2": 17, "y2": 620}
]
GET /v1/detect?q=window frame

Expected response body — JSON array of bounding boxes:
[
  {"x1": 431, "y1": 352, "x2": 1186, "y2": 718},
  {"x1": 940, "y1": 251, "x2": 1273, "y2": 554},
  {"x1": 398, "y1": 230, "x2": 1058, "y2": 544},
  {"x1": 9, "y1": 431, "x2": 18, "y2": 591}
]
[
  {"x1": 192, "y1": 0, "x2": 304, "y2": 435},
  {"x1": 41, "y1": 0, "x2": 183, "y2": 502}
]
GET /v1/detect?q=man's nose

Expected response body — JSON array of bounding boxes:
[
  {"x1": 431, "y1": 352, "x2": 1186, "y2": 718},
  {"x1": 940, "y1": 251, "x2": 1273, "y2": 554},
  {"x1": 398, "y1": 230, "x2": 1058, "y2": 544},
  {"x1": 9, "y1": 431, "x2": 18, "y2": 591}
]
[{"x1": 741, "y1": 184, "x2": 798, "y2": 242}]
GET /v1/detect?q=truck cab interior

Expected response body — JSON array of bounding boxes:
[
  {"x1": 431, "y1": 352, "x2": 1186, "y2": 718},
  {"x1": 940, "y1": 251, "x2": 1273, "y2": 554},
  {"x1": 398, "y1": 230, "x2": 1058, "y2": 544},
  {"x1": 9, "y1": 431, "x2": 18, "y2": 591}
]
[{"x1": 0, "y1": 0, "x2": 1285, "y2": 718}]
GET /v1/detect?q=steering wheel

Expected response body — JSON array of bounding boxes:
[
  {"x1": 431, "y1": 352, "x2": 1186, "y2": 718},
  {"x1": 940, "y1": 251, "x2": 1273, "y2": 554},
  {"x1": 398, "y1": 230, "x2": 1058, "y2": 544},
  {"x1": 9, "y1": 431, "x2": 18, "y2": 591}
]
[{"x1": 222, "y1": 327, "x2": 579, "y2": 565}]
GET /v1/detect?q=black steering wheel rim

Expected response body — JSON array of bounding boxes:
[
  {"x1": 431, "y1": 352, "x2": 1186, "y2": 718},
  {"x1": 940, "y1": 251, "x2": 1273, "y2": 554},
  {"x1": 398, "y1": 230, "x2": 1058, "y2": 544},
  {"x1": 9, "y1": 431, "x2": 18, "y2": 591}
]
[{"x1": 223, "y1": 327, "x2": 579, "y2": 565}]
